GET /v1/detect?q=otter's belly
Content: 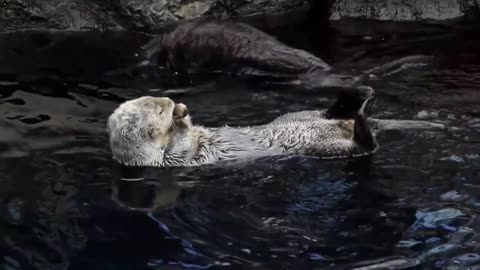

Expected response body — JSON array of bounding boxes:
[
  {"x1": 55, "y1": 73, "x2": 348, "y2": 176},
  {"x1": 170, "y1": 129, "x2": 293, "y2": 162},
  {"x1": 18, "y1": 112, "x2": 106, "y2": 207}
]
[
  {"x1": 258, "y1": 119, "x2": 358, "y2": 158},
  {"x1": 211, "y1": 115, "x2": 362, "y2": 160},
  {"x1": 212, "y1": 127, "x2": 285, "y2": 159}
]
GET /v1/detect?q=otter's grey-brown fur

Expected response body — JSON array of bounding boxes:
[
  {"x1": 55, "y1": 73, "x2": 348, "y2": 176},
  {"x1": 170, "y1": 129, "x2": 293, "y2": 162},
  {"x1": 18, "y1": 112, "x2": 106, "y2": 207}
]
[
  {"x1": 136, "y1": 21, "x2": 431, "y2": 97},
  {"x1": 107, "y1": 96, "x2": 445, "y2": 167}
]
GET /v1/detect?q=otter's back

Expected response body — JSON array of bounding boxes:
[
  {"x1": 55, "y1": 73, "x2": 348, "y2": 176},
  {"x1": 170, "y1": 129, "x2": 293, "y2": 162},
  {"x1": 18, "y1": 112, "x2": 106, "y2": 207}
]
[{"x1": 157, "y1": 21, "x2": 331, "y2": 76}]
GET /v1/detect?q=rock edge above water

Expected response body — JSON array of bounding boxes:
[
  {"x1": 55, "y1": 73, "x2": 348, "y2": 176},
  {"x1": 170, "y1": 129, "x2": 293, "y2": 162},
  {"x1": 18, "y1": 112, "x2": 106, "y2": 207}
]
[{"x1": 0, "y1": 0, "x2": 479, "y2": 32}]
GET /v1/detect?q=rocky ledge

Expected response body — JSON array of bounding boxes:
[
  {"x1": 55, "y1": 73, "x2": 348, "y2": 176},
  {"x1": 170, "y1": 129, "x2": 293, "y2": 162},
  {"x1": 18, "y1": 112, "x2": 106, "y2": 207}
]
[
  {"x1": 0, "y1": 0, "x2": 309, "y2": 32},
  {"x1": 0, "y1": 0, "x2": 479, "y2": 33},
  {"x1": 330, "y1": 0, "x2": 480, "y2": 22}
]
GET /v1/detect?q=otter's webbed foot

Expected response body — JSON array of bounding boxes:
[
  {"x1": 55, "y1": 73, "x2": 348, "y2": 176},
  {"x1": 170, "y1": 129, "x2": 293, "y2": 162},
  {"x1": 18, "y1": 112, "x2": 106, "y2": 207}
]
[
  {"x1": 353, "y1": 97, "x2": 378, "y2": 152},
  {"x1": 325, "y1": 86, "x2": 375, "y2": 119}
]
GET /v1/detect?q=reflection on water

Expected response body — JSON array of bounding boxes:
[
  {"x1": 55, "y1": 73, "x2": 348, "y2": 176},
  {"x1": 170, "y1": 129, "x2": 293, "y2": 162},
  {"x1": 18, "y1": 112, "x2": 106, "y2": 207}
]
[{"x1": 1, "y1": 24, "x2": 480, "y2": 270}]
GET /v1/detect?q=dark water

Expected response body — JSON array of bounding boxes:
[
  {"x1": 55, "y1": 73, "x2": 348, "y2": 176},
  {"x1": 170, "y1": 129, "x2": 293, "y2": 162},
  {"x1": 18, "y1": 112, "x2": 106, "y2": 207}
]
[{"x1": 1, "y1": 23, "x2": 480, "y2": 270}]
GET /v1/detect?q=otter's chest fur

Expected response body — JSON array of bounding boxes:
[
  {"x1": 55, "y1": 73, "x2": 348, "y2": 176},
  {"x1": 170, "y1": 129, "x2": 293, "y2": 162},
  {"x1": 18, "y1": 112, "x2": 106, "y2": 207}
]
[{"x1": 175, "y1": 110, "x2": 363, "y2": 166}]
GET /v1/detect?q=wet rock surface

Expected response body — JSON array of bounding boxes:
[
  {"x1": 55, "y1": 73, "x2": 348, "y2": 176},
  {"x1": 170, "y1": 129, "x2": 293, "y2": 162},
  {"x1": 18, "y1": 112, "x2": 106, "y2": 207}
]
[
  {"x1": 0, "y1": 0, "x2": 121, "y2": 31},
  {"x1": 0, "y1": 0, "x2": 309, "y2": 32},
  {"x1": 120, "y1": 0, "x2": 309, "y2": 31},
  {"x1": 1, "y1": 0, "x2": 479, "y2": 32},
  {"x1": 330, "y1": 0, "x2": 480, "y2": 21}
]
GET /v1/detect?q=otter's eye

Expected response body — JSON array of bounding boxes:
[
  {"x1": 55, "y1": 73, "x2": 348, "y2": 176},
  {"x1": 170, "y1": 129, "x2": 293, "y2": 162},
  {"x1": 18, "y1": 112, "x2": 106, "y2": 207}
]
[{"x1": 159, "y1": 108, "x2": 164, "y2": 115}]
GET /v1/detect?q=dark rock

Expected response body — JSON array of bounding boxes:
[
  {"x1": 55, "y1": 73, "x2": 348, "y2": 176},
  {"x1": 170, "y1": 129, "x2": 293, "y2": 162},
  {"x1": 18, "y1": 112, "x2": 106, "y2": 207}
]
[
  {"x1": 1, "y1": 0, "x2": 478, "y2": 33},
  {"x1": 330, "y1": 0, "x2": 479, "y2": 22},
  {"x1": 0, "y1": 0, "x2": 310, "y2": 32},
  {"x1": 0, "y1": 0, "x2": 122, "y2": 31},
  {"x1": 120, "y1": 0, "x2": 309, "y2": 30}
]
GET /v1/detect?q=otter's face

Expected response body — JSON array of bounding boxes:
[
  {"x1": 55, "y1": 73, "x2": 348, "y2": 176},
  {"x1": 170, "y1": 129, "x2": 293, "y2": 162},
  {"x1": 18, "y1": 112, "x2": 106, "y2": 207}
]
[{"x1": 107, "y1": 96, "x2": 190, "y2": 166}]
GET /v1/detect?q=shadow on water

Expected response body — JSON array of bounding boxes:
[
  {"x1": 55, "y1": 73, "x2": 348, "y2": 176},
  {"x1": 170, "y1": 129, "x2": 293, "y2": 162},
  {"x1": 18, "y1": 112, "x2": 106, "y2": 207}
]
[{"x1": 1, "y1": 21, "x2": 480, "y2": 270}]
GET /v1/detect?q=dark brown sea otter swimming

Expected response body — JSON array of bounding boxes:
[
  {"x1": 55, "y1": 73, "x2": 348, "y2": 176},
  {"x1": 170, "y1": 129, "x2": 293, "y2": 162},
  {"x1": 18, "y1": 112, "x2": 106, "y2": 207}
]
[{"x1": 135, "y1": 20, "x2": 431, "y2": 97}]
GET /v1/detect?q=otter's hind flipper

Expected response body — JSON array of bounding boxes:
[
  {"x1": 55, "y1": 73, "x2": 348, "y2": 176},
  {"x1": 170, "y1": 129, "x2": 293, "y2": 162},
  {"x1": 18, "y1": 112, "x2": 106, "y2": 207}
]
[
  {"x1": 353, "y1": 97, "x2": 378, "y2": 152},
  {"x1": 326, "y1": 86, "x2": 375, "y2": 119}
]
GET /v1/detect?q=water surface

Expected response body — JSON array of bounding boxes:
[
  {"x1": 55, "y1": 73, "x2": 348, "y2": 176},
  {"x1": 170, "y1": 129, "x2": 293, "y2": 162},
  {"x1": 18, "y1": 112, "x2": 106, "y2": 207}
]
[{"x1": 0, "y1": 23, "x2": 480, "y2": 270}]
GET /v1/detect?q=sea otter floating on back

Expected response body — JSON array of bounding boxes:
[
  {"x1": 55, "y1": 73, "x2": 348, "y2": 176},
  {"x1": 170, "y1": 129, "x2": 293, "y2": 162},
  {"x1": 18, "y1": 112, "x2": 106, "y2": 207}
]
[
  {"x1": 106, "y1": 93, "x2": 445, "y2": 167},
  {"x1": 136, "y1": 20, "x2": 431, "y2": 97}
]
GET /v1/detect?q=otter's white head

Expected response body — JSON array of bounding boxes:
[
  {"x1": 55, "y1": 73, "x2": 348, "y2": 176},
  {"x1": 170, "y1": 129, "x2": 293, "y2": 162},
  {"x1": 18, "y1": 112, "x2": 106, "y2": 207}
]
[{"x1": 107, "y1": 96, "x2": 191, "y2": 166}]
